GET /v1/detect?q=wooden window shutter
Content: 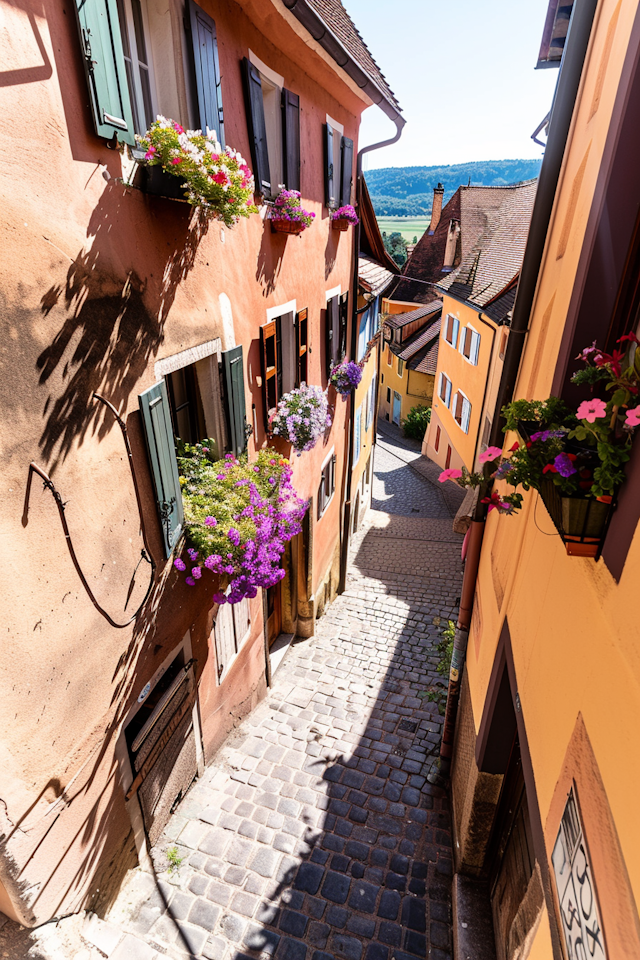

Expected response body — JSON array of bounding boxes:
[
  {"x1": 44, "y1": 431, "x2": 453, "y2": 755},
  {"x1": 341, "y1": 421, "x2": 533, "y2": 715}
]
[
  {"x1": 232, "y1": 597, "x2": 250, "y2": 646},
  {"x1": 138, "y1": 381, "x2": 184, "y2": 559},
  {"x1": 296, "y1": 308, "x2": 308, "y2": 385},
  {"x1": 338, "y1": 292, "x2": 349, "y2": 361},
  {"x1": 282, "y1": 89, "x2": 301, "y2": 192},
  {"x1": 73, "y1": 0, "x2": 136, "y2": 145},
  {"x1": 326, "y1": 296, "x2": 340, "y2": 370},
  {"x1": 260, "y1": 320, "x2": 278, "y2": 427},
  {"x1": 214, "y1": 602, "x2": 235, "y2": 680},
  {"x1": 187, "y1": 0, "x2": 225, "y2": 146},
  {"x1": 324, "y1": 123, "x2": 335, "y2": 208},
  {"x1": 279, "y1": 312, "x2": 297, "y2": 396},
  {"x1": 340, "y1": 136, "x2": 354, "y2": 207},
  {"x1": 222, "y1": 345, "x2": 247, "y2": 456},
  {"x1": 242, "y1": 58, "x2": 271, "y2": 195}
]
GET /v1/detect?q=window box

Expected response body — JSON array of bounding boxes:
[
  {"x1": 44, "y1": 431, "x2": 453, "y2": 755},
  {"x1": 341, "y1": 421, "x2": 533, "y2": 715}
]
[
  {"x1": 539, "y1": 477, "x2": 615, "y2": 558},
  {"x1": 332, "y1": 218, "x2": 350, "y2": 232},
  {"x1": 270, "y1": 219, "x2": 306, "y2": 236},
  {"x1": 138, "y1": 163, "x2": 189, "y2": 202}
]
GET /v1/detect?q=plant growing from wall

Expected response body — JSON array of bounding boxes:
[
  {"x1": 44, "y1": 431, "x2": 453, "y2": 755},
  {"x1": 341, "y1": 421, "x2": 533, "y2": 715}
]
[
  {"x1": 173, "y1": 447, "x2": 308, "y2": 604},
  {"x1": 137, "y1": 118, "x2": 258, "y2": 225},
  {"x1": 330, "y1": 360, "x2": 363, "y2": 396},
  {"x1": 166, "y1": 846, "x2": 184, "y2": 874},
  {"x1": 270, "y1": 384, "x2": 332, "y2": 453},
  {"x1": 402, "y1": 404, "x2": 431, "y2": 441}
]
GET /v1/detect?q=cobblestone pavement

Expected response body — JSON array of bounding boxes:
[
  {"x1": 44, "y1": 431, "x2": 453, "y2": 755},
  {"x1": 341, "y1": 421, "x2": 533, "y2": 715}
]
[{"x1": 4, "y1": 428, "x2": 463, "y2": 960}]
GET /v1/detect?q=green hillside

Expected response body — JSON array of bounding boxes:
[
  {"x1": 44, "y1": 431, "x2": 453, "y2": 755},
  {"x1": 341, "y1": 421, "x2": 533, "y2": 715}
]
[{"x1": 365, "y1": 159, "x2": 542, "y2": 216}]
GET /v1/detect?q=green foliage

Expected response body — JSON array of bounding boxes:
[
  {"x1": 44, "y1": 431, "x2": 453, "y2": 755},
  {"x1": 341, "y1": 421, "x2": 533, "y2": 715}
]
[
  {"x1": 501, "y1": 397, "x2": 574, "y2": 434},
  {"x1": 166, "y1": 846, "x2": 183, "y2": 874},
  {"x1": 436, "y1": 621, "x2": 455, "y2": 678},
  {"x1": 382, "y1": 230, "x2": 408, "y2": 266},
  {"x1": 401, "y1": 405, "x2": 431, "y2": 440}
]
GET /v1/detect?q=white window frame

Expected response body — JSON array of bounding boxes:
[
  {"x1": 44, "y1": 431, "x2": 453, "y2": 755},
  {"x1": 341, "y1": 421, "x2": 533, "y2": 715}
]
[
  {"x1": 326, "y1": 113, "x2": 344, "y2": 198},
  {"x1": 397, "y1": 357, "x2": 404, "y2": 378},
  {"x1": 249, "y1": 50, "x2": 285, "y2": 196},
  {"x1": 317, "y1": 446, "x2": 336, "y2": 519},
  {"x1": 444, "y1": 313, "x2": 460, "y2": 349},
  {"x1": 452, "y1": 390, "x2": 472, "y2": 433},
  {"x1": 438, "y1": 372, "x2": 452, "y2": 408},
  {"x1": 117, "y1": 0, "x2": 157, "y2": 136},
  {"x1": 214, "y1": 597, "x2": 251, "y2": 684},
  {"x1": 459, "y1": 324, "x2": 480, "y2": 366}
]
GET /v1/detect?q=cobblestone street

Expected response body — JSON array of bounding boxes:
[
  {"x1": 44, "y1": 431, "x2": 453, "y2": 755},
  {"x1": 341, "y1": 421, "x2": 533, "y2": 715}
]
[{"x1": 6, "y1": 424, "x2": 464, "y2": 960}]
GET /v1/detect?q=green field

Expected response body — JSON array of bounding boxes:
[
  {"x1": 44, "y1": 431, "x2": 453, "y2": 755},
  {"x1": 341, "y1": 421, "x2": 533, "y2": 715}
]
[{"x1": 376, "y1": 216, "x2": 431, "y2": 244}]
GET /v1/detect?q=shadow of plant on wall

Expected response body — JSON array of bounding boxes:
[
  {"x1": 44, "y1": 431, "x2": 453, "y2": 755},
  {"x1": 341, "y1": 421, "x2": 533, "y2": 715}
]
[
  {"x1": 36, "y1": 181, "x2": 212, "y2": 471},
  {"x1": 255, "y1": 220, "x2": 286, "y2": 297}
]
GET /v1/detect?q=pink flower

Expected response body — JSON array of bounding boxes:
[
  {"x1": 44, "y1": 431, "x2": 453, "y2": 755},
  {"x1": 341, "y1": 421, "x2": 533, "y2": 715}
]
[
  {"x1": 145, "y1": 146, "x2": 156, "y2": 160},
  {"x1": 439, "y1": 468, "x2": 463, "y2": 483},
  {"x1": 205, "y1": 516, "x2": 217, "y2": 527},
  {"x1": 479, "y1": 446, "x2": 503, "y2": 463},
  {"x1": 625, "y1": 405, "x2": 640, "y2": 427},
  {"x1": 173, "y1": 123, "x2": 185, "y2": 134},
  {"x1": 212, "y1": 171, "x2": 228, "y2": 185},
  {"x1": 171, "y1": 157, "x2": 183, "y2": 165},
  {"x1": 577, "y1": 398, "x2": 607, "y2": 422}
]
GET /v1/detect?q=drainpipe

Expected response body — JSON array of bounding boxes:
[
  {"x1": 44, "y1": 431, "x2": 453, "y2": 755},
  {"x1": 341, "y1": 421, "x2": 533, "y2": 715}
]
[
  {"x1": 338, "y1": 116, "x2": 405, "y2": 594},
  {"x1": 432, "y1": 0, "x2": 599, "y2": 784}
]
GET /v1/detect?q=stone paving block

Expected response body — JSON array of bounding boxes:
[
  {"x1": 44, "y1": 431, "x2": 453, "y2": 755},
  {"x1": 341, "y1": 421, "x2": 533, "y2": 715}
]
[
  {"x1": 278, "y1": 939, "x2": 308, "y2": 960},
  {"x1": 188, "y1": 899, "x2": 220, "y2": 932},
  {"x1": 111, "y1": 933, "x2": 159, "y2": 960},
  {"x1": 202, "y1": 935, "x2": 227, "y2": 960},
  {"x1": 244, "y1": 923, "x2": 281, "y2": 956}
]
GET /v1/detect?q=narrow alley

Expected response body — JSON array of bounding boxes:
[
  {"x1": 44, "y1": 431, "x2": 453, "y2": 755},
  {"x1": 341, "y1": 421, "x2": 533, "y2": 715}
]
[{"x1": 8, "y1": 426, "x2": 464, "y2": 960}]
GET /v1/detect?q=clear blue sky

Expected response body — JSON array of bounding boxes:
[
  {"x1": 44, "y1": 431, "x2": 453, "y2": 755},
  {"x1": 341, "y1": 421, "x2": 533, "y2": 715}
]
[{"x1": 343, "y1": 0, "x2": 559, "y2": 169}]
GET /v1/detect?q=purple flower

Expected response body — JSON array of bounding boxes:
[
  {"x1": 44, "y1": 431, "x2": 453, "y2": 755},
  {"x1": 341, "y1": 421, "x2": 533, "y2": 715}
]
[
  {"x1": 554, "y1": 453, "x2": 577, "y2": 477},
  {"x1": 187, "y1": 547, "x2": 199, "y2": 562},
  {"x1": 185, "y1": 577, "x2": 196, "y2": 586},
  {"x1": 228, "y1": 527, "x2": 241, "y2": 545},
  {"x1": 216, "y1": 473, "x2": 225, "y2": 480},
  {"x1": 204, "y1": 516, "x2": 217, "y2": 527},
  {"x1": 213, "y1": 591, "x2": 227, "y2": 605},
  {"x1": 174, "y1": 558, "x2": 186, "y2": 571},
  {"x1": 192, "y1": 566, "x2": 202, "y2": 579},
  {"x1": 530, "y1": 429, "x2": 566, "y2": 442},
  {"x1": 205, "y1": 554, "x2": 221, "y2": 570}
]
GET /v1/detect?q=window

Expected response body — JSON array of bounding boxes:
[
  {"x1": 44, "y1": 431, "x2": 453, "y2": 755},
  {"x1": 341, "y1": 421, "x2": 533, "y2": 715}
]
[
  {"x1": 386, "y1": 387, "x2": 391, "y2": 403},
  {"x1": 365, "y1": 380, "x2": 375, "y2": 432},
  {"x1": 138, "y1": 343, "x2": 247, "y2": 557},
  {"x1": 444, "y1": 314, "x2": 460, "y2": 348},
  {"x1": 387, "y1": 347, "x2": 392, "y2": 366},
  {"x1": 116, "y1": 0, "x2": 154, "y2": 136},
  {"x1": 397, "y1": 358, "x2": 404, "y2": 377},
  {"x1": 260, "y1": 304, "x2": 298, "y2": 425},
  {"x1": 214, "y1": 597, "x2": 251, "y2": 682},
  {"x1": 435, "y1": 425, "x2": 441, "y2": 452},
  {"x1": 324, "y1": 116, "x2": 354, "y2": 209},
  {"x1": 357, "y1": 298, "x2": 379, "y2": 361},
  {"x1": 445, "y1": 445, "x2": 452, "y2": 469},
  {"x1": 452, "y1": 391, "x2": 472, "y2": 433},
  {"x1": 459, "y1": 326, "x2": 480, "y2": 364},
  {"x1": 438, "y1": 372, "x2": 452, "y2": 407},
  {"x1": 325, "y1": 291, "x2": 348, "y2": 373},
  {"x1": 317, "y1": 452, "x2": 336, "y2": 519},
  {"x1": 242, "y1": 54, "x2": 300, "y2": 198},
  {"x1": 353, "y1": 404, "x2": 363, "y2": 463},
  {"x1": 297, "y1": 308, "x2": 308, "y2": 385}
]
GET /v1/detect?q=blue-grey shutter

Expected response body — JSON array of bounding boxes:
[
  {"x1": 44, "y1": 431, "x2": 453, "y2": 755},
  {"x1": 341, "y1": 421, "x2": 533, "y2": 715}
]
[
  {"x1": 338, "y1": 291, "x2": 349, "y2": 361},
  {"x1": 73, "y1": 0, "x2": 135, "y2": 146},
  {"x1": 340, "y1": 136, "x2": 354, "y2": 207},
  {"x1": 222, "y1": 345, "x2": 247, "y2": 456},
  {"x1": 242, "y1": 58, "x2": 271, "y2": 195},
  {"x1": 324, "y1": 123, "x2": 335, "y2": 208},
  {"x1": 282, "y1": 88, "x2": 300, "y2": 192},
  {"x1": 138, "y1": 381, "x2": 184, "y2": 558},
  {"x1": 187, "y1": 0, "x2": 225, "y2": 147}
]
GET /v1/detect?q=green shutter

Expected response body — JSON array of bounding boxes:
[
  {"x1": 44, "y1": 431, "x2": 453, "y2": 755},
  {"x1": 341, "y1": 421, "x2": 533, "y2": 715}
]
[
  {"x1": 73, "y1": 0, "x2": 136, "y2": 145},
  {"x1": 138, "y1": 381, "x2": 184, "y2": 558},
  {"x1": 222, "y1": 346, "x2": 247, "y2": 456}
]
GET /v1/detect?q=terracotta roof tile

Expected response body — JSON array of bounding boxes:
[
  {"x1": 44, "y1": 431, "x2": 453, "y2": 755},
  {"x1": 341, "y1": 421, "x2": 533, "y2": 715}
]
[
  {"x1": 359, "y1": 255, "x2": 396, "y2": 297},
  {"x1": 398, "y1": 317, "x2": 442, "y2": 361},
  {"x1": 385, "y1": 301, "x2": 441, "y2": 329},
  {"x1": 412, "y1": 337, "x2": 439, "y2": 375}
]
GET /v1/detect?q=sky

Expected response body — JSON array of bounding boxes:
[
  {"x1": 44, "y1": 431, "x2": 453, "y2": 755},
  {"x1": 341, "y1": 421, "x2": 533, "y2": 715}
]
[{"x1": 342, "y1": 0, "x2": 559, "y2": 170}]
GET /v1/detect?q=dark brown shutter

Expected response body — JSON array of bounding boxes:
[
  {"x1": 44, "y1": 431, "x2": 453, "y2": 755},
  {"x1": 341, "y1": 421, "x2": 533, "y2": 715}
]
[
  {"x1": 187, "y1": 0, "x2": 225, "y2": 146},
  {"x1": 340, "y1": 136, "x2": 354, "y2": 207},
  {"x1": 338, "y1": 291, "x2": 349, "y2": 361},
  {"x1": 260, "y1": 321, "x2": 278, "y2": 428},
  {"x1": 242, "y1": 58, "x2": 270, "y2": 195},
  {"x1": 324, "y1": 123, "x2": 335, "y2": 208},
  {"x1": 282, "y1": 88, "x2": 300, "y2": 192},
  {"x1": 325, "y1": 296, "x2": 340, "y2": 371},
  {"x1": 296, "y1": 308, "x2": 308, "y2": 385},
  {"x1": 279, "y1": 312, "x2": 296, "y2": 396}
]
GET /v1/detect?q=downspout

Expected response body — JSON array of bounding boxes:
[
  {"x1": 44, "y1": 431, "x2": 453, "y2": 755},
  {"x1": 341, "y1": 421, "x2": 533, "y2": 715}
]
[
  {"x1": 338, "y1": 116, "x2": 405, "y2": 594},
  {"x1": 432, "y1": 0, "x2": 599, "y2": 784}
]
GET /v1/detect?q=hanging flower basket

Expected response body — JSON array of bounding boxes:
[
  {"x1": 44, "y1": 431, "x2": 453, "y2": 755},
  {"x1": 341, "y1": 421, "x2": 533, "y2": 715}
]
[
  {"x1": 139, "y1": 163, "x2": 190, "y2": 202},
  {"x1": 539, "y1": 478, "x2": 614, "y2": 558},
  {"x1": 331, "y1": 205, "x2": 359, "y2": 232},
  {"x1": 330, "y1": 360, "x2": 363, "y2": 397},
  {"x1": 332, "y1": 219, "x2": 350, "y2": 232},
  {"x1": 269, "y1": 384, "x2": 331, "y2": 453},
  {"x1": 271, "y1": 219, "x2": 306, "y2": 236}
]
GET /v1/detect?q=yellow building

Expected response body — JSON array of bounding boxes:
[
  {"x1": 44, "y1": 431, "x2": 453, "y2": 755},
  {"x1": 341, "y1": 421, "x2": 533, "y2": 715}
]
[
  {"x1": 446, "y1": 2, "x2": 640, "y2": 958},
  {"x1": 379, "y1": 302, "x2": 441, "y2": 427}
]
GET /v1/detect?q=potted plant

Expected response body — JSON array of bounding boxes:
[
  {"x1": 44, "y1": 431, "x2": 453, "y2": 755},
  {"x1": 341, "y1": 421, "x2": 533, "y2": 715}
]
[
  {"x1": 173, "y1": 446, "x2": 308, "y2": 604},
  {"x1": 136, "y1": 118, "x2": 258, "y2": 225},
  {"x1": 438, "y1": 335, "x2": 640, "y2": 557},
  {"x1": 269, "y1": 189, "x2": 315, "y2": 235},
  {"x1": 329, "y1": 360, "x2": 363, "y2": 398},
  {"x1": 269, "y1": 383, "x2": 331, "y2": 453},
  {"x1": 331, "y1": 205, "x2": 359, "y2": 232}
]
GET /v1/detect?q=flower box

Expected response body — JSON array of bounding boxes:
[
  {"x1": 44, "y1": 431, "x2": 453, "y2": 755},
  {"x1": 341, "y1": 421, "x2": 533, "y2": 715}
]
[
  {"x1": 270, "y1": 219, "x2": 306, "y2": 236},
  {"x1": 332, "y1": 218, "x2": 350, "y2": 232},
  {"x1": 139, "y1": 163, "x2": 189, "y2": 202},
  {"x1": 539, "y1": 478, "x2": 614, "y2": 558}
]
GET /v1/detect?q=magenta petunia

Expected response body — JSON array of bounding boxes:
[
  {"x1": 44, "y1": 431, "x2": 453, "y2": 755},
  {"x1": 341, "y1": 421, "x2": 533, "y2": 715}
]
[
  {"x1": 625, "y1": 405, "x2": 640, "y2": 427},
  {"x1": 439, "y1": 468, "x2": 463, "y2": 483},
  {"x1": 479, "y1": 446, "x2": 503, "y2": 463},
  {"x1": 204, "y1": 516, "x2": 217, "y2": 527}
]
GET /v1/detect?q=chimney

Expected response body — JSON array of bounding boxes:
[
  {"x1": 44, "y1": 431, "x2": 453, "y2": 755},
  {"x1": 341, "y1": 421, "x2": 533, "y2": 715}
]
[{"x1": 428, "y1": 183, "x2": 444, "y2": 234}]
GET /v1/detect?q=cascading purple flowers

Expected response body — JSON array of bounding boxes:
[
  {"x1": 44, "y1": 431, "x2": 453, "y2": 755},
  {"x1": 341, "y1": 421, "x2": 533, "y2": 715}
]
[
  {"x1": 270, "y1": 189, "x2": 315, "y2": 228},
  {"x1": 330, "y1": 360, "x2": 363, "y2": 397},
  {"x1": 330, "y1": 204, "x2": 359, "y2": 224},
  {"x1": 270, "y1": 383, "x2": 331, "y2": 453}
]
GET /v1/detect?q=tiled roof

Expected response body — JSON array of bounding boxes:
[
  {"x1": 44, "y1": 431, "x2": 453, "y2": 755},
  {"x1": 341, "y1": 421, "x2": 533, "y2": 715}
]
[
  {"x1": 482, "y1": 276, "x2": 518, "y2": 324},
  {"x1": 385, "y1": 301, "x2": 441, "y2": 330},
  {"x1": 398, "y1": 316, "x2": 442, "y2": 361},
  {"x1": 412, "y1": 337, "x2": 439, "y2": 375},
  {"x1": 306, "y1": 0, "x2": 400, "y2": 110},
  {"x1": 436, "y1": 180, "x2": 537, "y2": 308},
  {"x1": 359, "y1": 256, "x2": 395, "y2": 297}
]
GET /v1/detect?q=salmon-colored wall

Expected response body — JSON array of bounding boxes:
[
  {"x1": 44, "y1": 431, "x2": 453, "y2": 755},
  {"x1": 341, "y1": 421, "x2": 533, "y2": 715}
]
[
  {"x1": 0, "y1": 0, "x2": 369, "y2": 924},
  {"x1": 464, "y1": 0, "x2": 640, "y2": 949}
]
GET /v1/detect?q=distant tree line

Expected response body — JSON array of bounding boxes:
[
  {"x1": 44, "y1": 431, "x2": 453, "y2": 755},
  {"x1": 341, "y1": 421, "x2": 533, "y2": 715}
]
[{"x1": 366, "y1": 159, "x2": 542, "y2": 217}]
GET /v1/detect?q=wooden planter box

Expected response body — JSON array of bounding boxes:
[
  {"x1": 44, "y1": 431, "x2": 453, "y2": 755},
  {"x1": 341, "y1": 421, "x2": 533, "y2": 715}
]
[
  {"x1": 539, "y1": 477, "x2": 614, "y2": 558},
  {"x1": 331, "y1": 218, "x2": 351, "y2": 232},
  {"x1": 270, "y1": 219, "x2": 306, "y2": 235},
  {"x1": 139, "y1": 164, "x2": 188, "y2": 202}
]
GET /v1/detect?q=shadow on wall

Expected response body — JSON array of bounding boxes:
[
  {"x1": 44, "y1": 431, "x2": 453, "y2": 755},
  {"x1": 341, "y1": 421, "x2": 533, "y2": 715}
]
[
  {"x1": 256, "y1": 222, "x2": 286, "y2": 296},
  {"x1": 36, "y1": 181, "x2": 211, "y2": 471},
  {"x1": 324, "y1": 224, "x2": 339, "y2": 281}
]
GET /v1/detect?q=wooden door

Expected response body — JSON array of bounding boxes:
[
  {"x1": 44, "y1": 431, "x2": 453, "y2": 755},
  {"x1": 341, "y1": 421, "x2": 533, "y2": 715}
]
[{"x1": 266, "y1": 582, "x2": 282, "y2": 647}]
